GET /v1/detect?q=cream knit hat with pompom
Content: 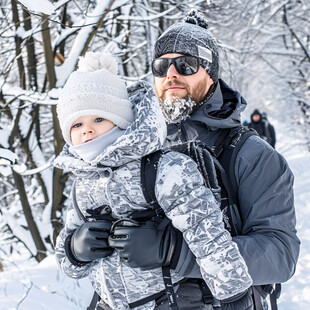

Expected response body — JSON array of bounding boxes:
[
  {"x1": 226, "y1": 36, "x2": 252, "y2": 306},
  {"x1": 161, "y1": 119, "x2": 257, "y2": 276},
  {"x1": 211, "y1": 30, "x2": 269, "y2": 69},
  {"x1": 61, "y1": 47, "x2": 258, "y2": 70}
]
[{"x1": 57, "y1": 51, "x2": 133, "y2": 145}]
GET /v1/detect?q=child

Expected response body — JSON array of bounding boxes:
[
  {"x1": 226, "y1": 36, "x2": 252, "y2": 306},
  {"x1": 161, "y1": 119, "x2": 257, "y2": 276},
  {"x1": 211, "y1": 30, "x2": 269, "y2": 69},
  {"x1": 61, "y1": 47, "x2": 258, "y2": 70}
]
[{"x1": 54, "y1": 51, "x2": 252, "y2": 310}]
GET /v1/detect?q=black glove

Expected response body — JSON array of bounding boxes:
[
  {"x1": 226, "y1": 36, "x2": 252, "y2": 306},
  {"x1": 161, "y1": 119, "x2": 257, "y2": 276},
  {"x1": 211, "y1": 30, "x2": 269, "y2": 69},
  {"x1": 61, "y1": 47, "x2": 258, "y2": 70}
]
[
  {"x1": 109, "y1": 215, "x2": 182, "y2": 270},
  {"x1": 65, "y1": 220, "x2": 113, "y2": 265},
  {"x1": 220, "y1": 289, "x2": 254, "y2": 310}
]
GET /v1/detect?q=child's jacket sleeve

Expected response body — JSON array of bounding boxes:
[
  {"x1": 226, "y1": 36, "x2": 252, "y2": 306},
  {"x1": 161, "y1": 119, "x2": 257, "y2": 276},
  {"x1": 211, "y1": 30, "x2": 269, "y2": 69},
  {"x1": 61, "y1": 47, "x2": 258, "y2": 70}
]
[
  {"x1": 54, "y1": 191, "x2": 97, "y2": 279},
  {"x1": 155, "y1": 151, "x2": 253, "y2": 300}
]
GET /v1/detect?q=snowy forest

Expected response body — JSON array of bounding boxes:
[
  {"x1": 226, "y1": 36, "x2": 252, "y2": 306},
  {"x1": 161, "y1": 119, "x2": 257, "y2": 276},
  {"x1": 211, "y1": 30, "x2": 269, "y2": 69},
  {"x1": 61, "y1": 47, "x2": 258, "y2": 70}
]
[{"x1": 0, "y1": 0, "x2": 309, "y2": 309}]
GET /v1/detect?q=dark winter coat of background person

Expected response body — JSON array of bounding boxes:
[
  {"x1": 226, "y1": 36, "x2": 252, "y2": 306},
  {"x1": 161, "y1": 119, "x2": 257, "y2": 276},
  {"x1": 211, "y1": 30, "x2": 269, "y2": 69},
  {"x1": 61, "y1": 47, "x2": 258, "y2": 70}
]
[{"x1": 247, "y1": 109, "x2": 276, "y2": 148}]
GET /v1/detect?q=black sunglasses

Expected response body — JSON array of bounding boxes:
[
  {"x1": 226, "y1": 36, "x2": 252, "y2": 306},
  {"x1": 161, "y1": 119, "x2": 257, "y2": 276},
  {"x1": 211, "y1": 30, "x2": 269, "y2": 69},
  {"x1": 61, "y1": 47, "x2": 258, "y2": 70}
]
[{"x1": 152, "y1": 56, "x2": 201, "y2": 77}]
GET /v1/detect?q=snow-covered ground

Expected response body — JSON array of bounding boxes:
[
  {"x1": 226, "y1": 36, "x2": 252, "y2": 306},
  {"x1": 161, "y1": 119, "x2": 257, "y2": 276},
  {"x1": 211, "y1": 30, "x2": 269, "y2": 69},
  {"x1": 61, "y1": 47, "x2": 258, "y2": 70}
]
[
  {"x1": 0, "y1": 120, "x2": 309, "y2": 309},
  {"x1": 278, "y1": 152, "x2": 310, "y2": 309},
  {"x1": 0, "y1": 255, "x2": 93, "y2": 310},
  {"x1": 274, "y1": 120, "x2": 310, "y2": 310}
]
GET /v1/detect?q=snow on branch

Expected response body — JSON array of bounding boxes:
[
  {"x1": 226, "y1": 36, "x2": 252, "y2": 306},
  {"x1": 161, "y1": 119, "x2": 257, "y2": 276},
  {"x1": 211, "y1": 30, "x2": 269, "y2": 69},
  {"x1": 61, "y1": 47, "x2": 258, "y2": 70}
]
[
  {"x1": 12, "y1": 160, "x2": 54, "y2": 176},
  {"x1": 0, "y1": 149, "x2": 18, "y2": 165},
  {"x1": 18, "y1": 0, "x2": 56, "y2": 16},
  {"x1": 55, "y1": 0, "x2": 115, "y2": 87}
]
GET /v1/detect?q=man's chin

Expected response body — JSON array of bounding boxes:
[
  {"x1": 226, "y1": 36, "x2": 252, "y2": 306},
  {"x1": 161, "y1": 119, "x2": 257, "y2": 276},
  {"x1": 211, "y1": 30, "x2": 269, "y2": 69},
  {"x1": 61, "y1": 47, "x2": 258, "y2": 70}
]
[
  {"x1": 164, "y1": 92, "x2": 187, "y2": 102},
  {"x1": 159, "y1": 96, "x2": 196, "y2": 124}
]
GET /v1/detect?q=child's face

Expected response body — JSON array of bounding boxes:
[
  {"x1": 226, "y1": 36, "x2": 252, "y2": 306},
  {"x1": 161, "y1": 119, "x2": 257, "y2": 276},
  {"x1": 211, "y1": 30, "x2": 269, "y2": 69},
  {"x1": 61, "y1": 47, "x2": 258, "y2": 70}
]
[{"x1": 70, "y1": 115, "x2": 116, "y2": 146}]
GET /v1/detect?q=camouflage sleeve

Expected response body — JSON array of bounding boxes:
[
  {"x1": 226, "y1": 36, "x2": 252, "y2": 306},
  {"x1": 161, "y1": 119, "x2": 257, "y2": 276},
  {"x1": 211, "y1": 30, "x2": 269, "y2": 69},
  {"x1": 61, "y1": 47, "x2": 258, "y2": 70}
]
[
  {"x1": 54, "y1": 194, "x2": 97, "y2": 279},
  {"x1": 155, "y1": 152, "x2": 253, "y2": 300}
]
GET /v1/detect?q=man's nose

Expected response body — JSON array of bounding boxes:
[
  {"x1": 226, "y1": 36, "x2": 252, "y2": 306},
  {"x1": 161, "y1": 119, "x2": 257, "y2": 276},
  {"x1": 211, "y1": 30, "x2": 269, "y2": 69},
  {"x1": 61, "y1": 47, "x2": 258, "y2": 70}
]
[{"x1": 166, "y1": 64, "x2": 179, "y2": 79}]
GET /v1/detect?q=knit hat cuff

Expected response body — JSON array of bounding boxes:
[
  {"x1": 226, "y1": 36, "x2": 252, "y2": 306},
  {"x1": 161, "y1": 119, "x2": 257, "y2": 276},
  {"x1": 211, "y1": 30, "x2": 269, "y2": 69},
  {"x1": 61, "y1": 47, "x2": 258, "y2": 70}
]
[{"x1": 61, "y1": 108, "x2": 133, "y2": 145}]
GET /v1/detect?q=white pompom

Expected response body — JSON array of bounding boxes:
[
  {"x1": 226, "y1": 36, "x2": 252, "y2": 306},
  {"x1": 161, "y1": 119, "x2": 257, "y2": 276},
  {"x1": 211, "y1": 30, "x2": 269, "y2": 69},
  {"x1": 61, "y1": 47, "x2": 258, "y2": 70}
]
[{"x1": 77, "y1": 51, "x2": 118, "y2": 75}]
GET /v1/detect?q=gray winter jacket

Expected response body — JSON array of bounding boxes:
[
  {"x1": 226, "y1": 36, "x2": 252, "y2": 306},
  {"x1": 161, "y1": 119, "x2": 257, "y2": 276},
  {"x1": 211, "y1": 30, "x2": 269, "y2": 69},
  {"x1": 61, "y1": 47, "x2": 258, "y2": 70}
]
[
  {"x1": 54, "y1": 81, "x2": 252, "y2": 309},
  {"x1": 165, "y1": 79, "x2": 300, "y2": 286}
]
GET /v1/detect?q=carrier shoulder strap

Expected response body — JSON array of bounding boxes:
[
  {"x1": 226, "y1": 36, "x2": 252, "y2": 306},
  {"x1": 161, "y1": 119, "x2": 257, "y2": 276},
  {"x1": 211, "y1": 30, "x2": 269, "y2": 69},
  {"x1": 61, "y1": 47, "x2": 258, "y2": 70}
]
[
  {"x1": 71, "y1": 180, "x2": 88, "y2": 222},
  {"x1": 217, "y1": 126, "x2": 258, "y2": 207},
  {"x1": 140, "y1": 149, "x2": 179, "y2": 310},
  {"x1": 140, "y1": 149, "x2": 164, "y2": 215},
  {"x1": 87, "y1": 291, "x2": 101, "y2": 310}
]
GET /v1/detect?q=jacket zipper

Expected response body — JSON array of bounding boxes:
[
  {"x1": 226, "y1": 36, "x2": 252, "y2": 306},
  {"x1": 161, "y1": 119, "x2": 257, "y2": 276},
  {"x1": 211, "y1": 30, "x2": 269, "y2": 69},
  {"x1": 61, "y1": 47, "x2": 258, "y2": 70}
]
[{"x1": 177, "y1": 122, "x2": 188, "y2": 143}]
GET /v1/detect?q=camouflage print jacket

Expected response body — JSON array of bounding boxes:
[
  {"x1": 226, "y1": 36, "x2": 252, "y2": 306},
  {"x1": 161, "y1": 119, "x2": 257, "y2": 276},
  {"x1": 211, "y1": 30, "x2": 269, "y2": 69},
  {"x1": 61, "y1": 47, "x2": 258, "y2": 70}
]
[{"x1": 54, "y1": 81, "x2": 252, "y2": 310}]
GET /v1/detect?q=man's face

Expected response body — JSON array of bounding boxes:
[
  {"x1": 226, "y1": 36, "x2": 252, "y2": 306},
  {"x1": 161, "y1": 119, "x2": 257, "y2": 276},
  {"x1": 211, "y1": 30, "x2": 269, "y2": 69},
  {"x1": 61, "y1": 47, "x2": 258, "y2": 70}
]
[
  {"x1": 70, "y1": 115, "x2": 115, "y2": 146},
  {"x1": 154, "y1": 53, "x2": 214, "y2": 104},
  {"x1": 252, "y1": 114, "x2": 261, "y2": 122}
]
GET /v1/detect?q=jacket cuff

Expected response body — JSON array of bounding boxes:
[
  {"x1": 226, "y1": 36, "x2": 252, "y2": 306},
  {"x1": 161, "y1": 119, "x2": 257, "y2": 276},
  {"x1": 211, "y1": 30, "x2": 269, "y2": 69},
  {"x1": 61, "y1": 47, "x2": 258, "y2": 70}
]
[
  {"x1": 169, "y1": 228, "x2": 183, "y2": 270},
  {"x1": 173, "y1": 238, "x2": 202, "y2": 278},
  {"x1": 64, "y1": 232, "x2": 90, "y2": 267},
  {"x1": 221, "y1": 288, "x2": 250, "y2": 303}
]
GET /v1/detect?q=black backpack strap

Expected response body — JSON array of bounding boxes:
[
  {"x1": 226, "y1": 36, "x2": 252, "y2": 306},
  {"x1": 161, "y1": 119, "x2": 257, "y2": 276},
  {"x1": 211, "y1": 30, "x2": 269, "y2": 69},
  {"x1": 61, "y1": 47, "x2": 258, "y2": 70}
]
[
  {"x1": 162, "y1": 266, "x2": 179, "y2": 310},
  {"x1": 227, "y1": 127, "x2": 258, "y2": 203},
  {"x1": 140, "y1": 150, "x2": 179, "y2": 310},
  {"x1": 211, "y1": 128, "x2": 232, "y2": 157},
  {"x1": 198, "y1": 279, "x2": 214, "y2": 304},
  {"x1": 189, "y1": 142, "x2": 221, "y2": 203},
  {"x1": 140, "y1": 150, "x2": 164, "y2": 215},
  {"x1": 87, "y1": 291, "x2": 101, "y2": 310},
  {"x1": 217, "y1": 126, "x2": 258, "y2": 211},
  {"x1": 252, "y1": 287, "x2": 265, "y2": 310},
  {"x1": 128, "y1": 290, "x2": 166, "y2": 308},
  {"x1": 263, "y1": 284, "x2": 281, "y2": 310},
  {"x1": 71, "y1": 180, "x2": 88, "y2": 222}
]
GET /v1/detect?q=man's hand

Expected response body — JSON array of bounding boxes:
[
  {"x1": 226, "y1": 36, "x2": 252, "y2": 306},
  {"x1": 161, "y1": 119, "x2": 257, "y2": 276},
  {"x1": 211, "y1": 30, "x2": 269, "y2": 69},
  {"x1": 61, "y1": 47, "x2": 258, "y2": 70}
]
[
  {"x1": 66, "y1": 220, "x2": 113, "y2": 264},
  {"x1": 109, "y1": 216, "x2": 181, "y2": 270}
]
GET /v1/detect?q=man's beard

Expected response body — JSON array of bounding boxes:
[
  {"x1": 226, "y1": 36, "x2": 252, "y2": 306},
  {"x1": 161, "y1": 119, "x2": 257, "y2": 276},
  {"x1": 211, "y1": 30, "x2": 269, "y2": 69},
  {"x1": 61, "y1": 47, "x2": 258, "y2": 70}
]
[{"x1": 159, "y1": 96, "x2": 196, "y2": 124}]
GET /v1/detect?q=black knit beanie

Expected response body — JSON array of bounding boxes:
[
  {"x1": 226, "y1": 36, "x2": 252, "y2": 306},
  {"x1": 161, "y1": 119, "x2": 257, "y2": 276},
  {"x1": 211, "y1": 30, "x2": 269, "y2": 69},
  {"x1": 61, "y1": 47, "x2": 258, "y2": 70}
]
[{"x1": 153, "y1": 9, "x2": 219, "y2": 82}]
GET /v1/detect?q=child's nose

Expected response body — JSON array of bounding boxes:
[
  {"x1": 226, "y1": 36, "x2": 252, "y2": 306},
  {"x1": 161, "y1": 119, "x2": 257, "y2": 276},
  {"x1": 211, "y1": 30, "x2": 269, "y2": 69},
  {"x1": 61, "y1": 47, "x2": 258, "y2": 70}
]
[{"x1": 83, "y1": 126, "x2": 94, "y2": 135}]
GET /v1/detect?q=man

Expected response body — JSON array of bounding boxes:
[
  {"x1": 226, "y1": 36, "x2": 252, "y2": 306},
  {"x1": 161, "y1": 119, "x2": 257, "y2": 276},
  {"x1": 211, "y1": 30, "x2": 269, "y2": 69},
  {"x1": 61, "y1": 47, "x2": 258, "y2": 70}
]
[
  {"x1": 247, "y1": 109, "x2": 276, "y2": 148},
  {"x1": 109, "y1": 9, "x2": 300, "y2": 310}
]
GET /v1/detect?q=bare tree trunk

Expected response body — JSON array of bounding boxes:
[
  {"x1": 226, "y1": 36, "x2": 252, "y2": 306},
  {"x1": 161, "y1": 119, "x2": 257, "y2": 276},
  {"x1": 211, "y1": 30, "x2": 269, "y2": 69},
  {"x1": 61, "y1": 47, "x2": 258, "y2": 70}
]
[
  {"x1": 41, "y1": 16, "x2": 56, "y2": 89},
  {"x1": 12, "y1": 170, "x2": 47, "y2": 262},
  {"x1": 21, "y1": 109, "x2": 49, "y2": 205},
  {"x1": 22, "y1": 8, "x2": 38, "y2": 90},
  {"x1": 58, "y1": 4, "x2": 67, "y2": 57},
  {"x1": 9, "y1": 0, "x2": 47, "y2": 261},
  {"x1": 11, "y1": 0, "x2": 25, "y2": 89},
  {"x1": 9, "y1": 106, "x2": 47, "y2": 262},
  {"x1": 41, "y1": 15, "x2": 66, "y2": 244}
]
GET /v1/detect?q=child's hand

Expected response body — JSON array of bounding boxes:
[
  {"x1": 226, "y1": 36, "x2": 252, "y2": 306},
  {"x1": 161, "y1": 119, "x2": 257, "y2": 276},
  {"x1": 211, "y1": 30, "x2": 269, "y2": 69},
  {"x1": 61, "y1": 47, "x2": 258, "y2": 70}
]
[{"x1": 66, "y1": 220, "x2": 113, "y2": 264}]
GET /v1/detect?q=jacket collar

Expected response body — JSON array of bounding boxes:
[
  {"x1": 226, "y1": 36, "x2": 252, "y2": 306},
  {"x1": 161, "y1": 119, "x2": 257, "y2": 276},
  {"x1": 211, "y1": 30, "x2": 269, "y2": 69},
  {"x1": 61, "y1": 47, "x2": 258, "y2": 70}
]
[{"x1": 190, "y1": 79, "x2": 247, "y2": 130}]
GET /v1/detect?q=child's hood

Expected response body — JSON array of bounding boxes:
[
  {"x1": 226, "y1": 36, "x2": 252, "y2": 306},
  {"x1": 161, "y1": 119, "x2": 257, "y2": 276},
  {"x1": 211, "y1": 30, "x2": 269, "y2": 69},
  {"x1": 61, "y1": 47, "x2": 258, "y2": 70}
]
[{"x1": 54, "y1": 81, "x2": 166, "y2": 172}]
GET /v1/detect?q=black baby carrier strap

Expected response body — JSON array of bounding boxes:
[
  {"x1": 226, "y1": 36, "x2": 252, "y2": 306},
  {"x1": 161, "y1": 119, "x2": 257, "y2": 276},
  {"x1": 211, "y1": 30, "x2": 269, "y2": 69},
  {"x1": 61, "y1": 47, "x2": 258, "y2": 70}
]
[
  {"x1": 139, "y1": 150, "x2": 179, "y2": 310},
  {"x1": 87, "y1": 292, "x2": 101, "y2": 310}
]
